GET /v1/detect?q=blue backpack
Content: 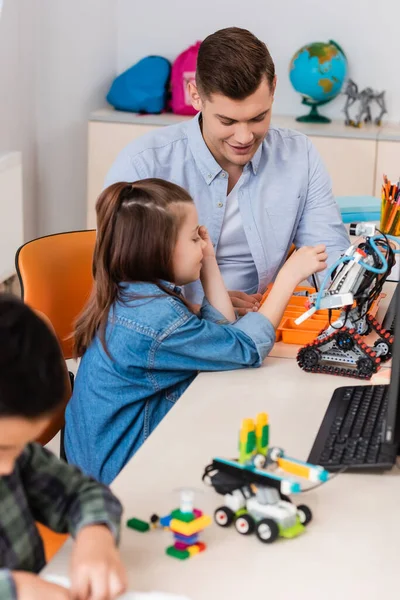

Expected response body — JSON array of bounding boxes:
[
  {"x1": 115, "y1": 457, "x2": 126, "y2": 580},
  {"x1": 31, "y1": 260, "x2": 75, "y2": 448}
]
[{"x1": 106, "y1": 56, "x2": 171, "y2": 113}]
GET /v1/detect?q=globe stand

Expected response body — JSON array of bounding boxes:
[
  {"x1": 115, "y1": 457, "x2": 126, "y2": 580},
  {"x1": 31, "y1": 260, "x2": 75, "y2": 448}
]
[{"x1": 296, "y1": 104, "x2": 331, "y2": 124}]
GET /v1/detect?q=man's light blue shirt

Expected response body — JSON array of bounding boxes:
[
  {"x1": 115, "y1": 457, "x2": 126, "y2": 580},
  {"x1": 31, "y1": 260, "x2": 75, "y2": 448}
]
[{"x1": 105, "y1": 114, "x2": 350, "y2": 303}]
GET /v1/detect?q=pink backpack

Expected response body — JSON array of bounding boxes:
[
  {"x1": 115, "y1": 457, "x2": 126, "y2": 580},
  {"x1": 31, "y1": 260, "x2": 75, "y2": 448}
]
[{"x1": 170, "y1": 41, "x2": 202, "y2": 115}]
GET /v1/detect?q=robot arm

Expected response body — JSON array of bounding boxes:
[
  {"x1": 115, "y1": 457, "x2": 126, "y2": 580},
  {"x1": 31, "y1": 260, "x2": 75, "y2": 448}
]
[
  {"x1": 295, "y1": 230, "x2": 396, "y2": 325},
  {"x1": 295, "y1": 246, "x2": 367, "y2": 323}
]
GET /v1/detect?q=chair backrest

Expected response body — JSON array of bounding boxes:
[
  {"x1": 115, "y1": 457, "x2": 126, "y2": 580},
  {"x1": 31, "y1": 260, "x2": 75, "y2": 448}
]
[
  {"x1": 15, "y1": 230, "x2": 96, "y2": 360},
  {"x1": 31, "y1": 311, "x2": 73, "y2": 446}
]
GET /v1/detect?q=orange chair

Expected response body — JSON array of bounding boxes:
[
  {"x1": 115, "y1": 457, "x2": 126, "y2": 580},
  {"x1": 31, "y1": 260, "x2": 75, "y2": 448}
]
[
  {"x1": 15, "y1": 232, "x2": 96, "y2": 561},
  {"x1": 15, "y1": 230, "x2": 96, "y2": 360},
  {"x1": 33, "y1": 310, "x2": 74, "y2": 447},
  {"x1": 15, "y1": 229, "x2": 96, "y2": 456},
  {"x1": 32, "y1": 311, "x2": 74, "y2": 561}
]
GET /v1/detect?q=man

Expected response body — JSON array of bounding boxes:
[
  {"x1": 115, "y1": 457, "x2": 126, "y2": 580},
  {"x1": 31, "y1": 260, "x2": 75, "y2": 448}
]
[{"x1": 105, "y1": 27, "x2": 350, "y2": 314}]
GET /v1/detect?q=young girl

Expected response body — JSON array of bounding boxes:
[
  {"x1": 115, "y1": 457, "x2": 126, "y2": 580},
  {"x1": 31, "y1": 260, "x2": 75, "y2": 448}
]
[{"x1": 64, "y1": 179, "x2": 327, "y2": 484}]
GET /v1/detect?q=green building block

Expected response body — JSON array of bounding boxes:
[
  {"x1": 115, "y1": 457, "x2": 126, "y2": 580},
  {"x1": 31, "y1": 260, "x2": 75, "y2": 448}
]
[
  {"x1": 278, "y1": 519, "x2": 305, "y2": 539},
  {"x1": 170, "y1": 509, "x2": 195, "y2": 523},
  {"x1": 246, "y1": 430, "x2": 256, "y2": 453},
  {"x1": 126, "y1": 517, "x2": 150, "y2": 532},
  {"x1": 166, "y1": 546, "x2": 190, "y2": 560}
]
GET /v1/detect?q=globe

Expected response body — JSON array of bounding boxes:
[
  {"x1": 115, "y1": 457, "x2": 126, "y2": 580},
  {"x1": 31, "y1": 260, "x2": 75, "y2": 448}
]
[{"x1": 289, "y1": 40, "x2": 347, "y2": 123}]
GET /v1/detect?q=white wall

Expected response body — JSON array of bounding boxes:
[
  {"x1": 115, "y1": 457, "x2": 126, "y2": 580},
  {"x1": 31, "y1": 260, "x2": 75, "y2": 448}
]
[
  {"x1": 0, "y1": 0, "x2": 117, "y2": 240},
  {"x1": 35, "y1": 0, "x2": 117, "y2": 235},
  {"x1": 117, "y1": 0, "x2": 400, "y2": 122},
  {"x1": 0, "y1": 0, "x2": 37, "y2": 240},
  {"x1": 2, "y1": 0, "x2": 398, "y2": 242}
]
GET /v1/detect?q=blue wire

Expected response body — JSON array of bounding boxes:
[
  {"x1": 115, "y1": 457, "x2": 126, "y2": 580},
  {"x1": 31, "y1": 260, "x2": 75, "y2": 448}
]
[
  {"x1": 385, "y1": 234, "x2": 400, "y2": 245},
  {"x1": 314, "y1": 256, "x2": 352, "y2": 310},
  {"x1": 314, "y1": 234, "x2": 400, "y2": 310},
  {"x1": 359, "y1": 235, "x2": 388, "y2": 274}
]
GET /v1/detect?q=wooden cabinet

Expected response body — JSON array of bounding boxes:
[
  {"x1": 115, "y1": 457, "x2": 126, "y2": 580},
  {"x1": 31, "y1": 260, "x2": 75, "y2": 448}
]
[
  {"x1": 374, "y1": 127, "x2": 400, "y2": 196},
  {"x1": 309, "y1": 136, "x2": 377, "y2": 197},
  {"x1": 87, "y1": 108, "x2": 400, "y2": 228}
]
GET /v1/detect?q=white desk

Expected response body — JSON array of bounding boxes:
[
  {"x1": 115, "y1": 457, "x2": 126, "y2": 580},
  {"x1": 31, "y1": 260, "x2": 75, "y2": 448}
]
[{"x1": 43, "y1": 285, "x2": 399, "y2": 600}]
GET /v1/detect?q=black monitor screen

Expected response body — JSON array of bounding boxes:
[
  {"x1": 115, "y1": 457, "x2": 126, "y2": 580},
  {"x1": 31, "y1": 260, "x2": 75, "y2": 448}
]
[{"x1": 383, "y1": 283, "x2": 400, "y2": 448}]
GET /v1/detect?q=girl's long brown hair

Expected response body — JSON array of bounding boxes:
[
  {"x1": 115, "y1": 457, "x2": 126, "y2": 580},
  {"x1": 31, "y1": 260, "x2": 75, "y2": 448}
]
[{"x1": 74, "y1": 178, "x2": 193, "y2": 357}]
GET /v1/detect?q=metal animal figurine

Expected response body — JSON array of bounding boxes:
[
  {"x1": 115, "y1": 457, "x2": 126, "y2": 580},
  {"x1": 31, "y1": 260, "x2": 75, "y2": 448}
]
[{"x1": 343, "y1": 79, "x2": 387, "y2": 127}]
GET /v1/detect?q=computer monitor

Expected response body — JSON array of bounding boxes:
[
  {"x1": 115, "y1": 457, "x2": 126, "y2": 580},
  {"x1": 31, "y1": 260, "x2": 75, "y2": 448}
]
[
  {"x1": 382, "y1": 283, "x2": 400, "y2": 453},
  {"x1": 382, "y1": 281, "x2": 397, "y2": 332}
]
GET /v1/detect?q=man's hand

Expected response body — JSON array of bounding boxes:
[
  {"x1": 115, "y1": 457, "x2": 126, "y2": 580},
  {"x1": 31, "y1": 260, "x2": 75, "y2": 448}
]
[
  {"x1": 70, "y1": 525, "x2": 127, "y2": 600},
  {"x1": 228, "y1": 291, "x2": 262, "y2": 316},
  {"x1": 13, "y1": 572, "x2": 70, "y2": 600}
]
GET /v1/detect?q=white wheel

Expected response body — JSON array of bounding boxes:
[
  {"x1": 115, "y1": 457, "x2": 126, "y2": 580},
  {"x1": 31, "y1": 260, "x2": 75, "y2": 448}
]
[
  {"x1": 252, "y1": 453, "x2": 266, "y2": 468},
  {"x1": 376, "y1": 342, "x2": 389, "y2": 353},
  {"x1": 214, "y1": 506, "x2": 234, "y2": 527},
  {"x1": 297, "y1": 504, "x2": 312, "y2": 525},
  {"x1": 257, "y1": 522, "x2": 273, "y2": 540},
  {"x1": 234, "y1": 514, "x2": 255, "y2": 535},
  {"x1": 255, "y1": 518, "x2": 279, "y2": 543}
]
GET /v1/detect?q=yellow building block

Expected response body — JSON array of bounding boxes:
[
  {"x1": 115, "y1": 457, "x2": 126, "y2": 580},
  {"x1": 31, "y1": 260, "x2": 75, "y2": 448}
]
[
  {"x1": 240, "y1": 418, "x2": 255, "y2": 443},
  {"x1": 170, "y1": 514, "x2": 212, "y2": 536},
  {"x1": 188, "y1": 545, "x2": 200, "y2": 557},
  {"x1": 277, "y1": 457, "x2": 310, "y2": 479}
]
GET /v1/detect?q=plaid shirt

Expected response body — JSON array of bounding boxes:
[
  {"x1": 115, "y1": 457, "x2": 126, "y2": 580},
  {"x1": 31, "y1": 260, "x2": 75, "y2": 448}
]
[{"x1": 0, "y1": 443, "x2": 123, "y2": 599}]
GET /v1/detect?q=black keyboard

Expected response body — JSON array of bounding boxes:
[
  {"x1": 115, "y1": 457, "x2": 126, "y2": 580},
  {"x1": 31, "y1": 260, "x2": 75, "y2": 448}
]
[{"x1": 308, "y1": 385, "x2": 396, "y2": 471}]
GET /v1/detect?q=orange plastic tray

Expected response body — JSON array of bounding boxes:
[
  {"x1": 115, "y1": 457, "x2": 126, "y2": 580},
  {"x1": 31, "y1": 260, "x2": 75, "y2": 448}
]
[
  {"x1": 261, "y1": 284, "x2": 384, "y2": 345},
  {"x1": 279, "y1": 318, "x2": 328, "y2": 345}
]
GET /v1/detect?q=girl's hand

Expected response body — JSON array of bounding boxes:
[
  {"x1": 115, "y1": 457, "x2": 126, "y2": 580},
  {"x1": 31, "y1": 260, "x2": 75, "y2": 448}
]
[
  {"x1": 281, "y1": 245, "x2": 328, "y2": 285},
  {"x1": 258, "y1": 245, "x2": 328, "y2": 329},
  {"x1": 199, "y1": 226, "x2": 215, "y2": 259}
]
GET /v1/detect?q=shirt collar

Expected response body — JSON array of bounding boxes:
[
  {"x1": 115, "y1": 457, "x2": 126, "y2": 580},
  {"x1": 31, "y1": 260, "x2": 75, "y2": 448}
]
[
  {"x1": 159, "y1": 280, "x2": 183, "y2": 295},
  {"x1": 186, "y1": 113, "x2": 262, "y2": 183},
  {"x1": 250, "y1": 143, "x2": 262, "y2": 175}
]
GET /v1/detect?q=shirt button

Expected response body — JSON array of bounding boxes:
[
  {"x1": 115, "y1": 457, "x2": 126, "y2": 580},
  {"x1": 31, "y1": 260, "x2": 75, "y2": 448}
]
[
  {"x1": 221, "y1": 172, "x2": 226, "y2": 178},
  {"x1": 218, "y1": 202, "x2": 223, "y2": 208},
  {"x1": 208, "y1": 173, "x2": 212, "y2": 179}
]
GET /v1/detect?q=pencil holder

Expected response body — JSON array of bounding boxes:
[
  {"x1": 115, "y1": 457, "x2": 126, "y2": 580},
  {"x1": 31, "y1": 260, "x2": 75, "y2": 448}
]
[{"x1": 380, "y1": 176, "x2": 400, "y2": 236}]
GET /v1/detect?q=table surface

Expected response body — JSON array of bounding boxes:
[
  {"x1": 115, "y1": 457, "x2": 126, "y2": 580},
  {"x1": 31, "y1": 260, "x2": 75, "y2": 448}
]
[{"x1": 43, "y1": 283, "x2": 400, "y2": 600}]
